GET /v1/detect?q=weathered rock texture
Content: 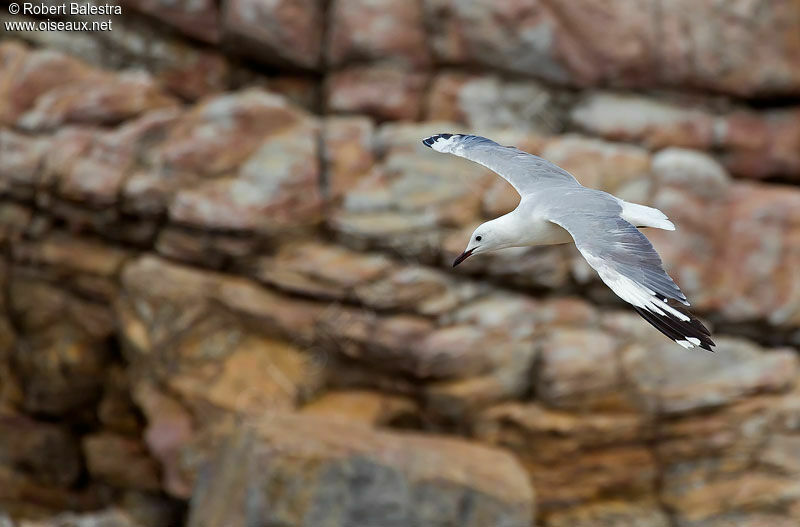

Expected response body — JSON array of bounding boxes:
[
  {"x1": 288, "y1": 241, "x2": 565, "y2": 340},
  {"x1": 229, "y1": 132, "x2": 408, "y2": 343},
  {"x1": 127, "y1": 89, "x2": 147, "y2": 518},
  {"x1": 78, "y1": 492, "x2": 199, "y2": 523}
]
[{"x1": 2, "y1": 1, "x2": 800, "y2": 525}]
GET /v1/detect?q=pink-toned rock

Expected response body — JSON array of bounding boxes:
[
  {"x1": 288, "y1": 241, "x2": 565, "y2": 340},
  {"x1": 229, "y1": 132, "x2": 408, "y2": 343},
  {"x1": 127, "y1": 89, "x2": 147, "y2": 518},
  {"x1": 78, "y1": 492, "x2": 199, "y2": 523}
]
[
  {"x1": 648, "y1": 152, "x2": 798, "y2": 326},
  {"x1": 413, "y1": 324, "x2": 516, "y2": 379},
  {"x1": 133, "y1": 382, "x2": 195, "y2": 497},
  {"x1": 570, "y1": 92, "x2": 718, "y2": 150},
  {"x1": 0, "y1": 130, "x2": 48, "y2": 198},
  {"x1": 55, "y1": 108, "x2": 181, "y2": 206},
  {"x1": 647, "y1": 150, "x2": 800, "y2": 327},
  {"x1": 424, "y1": 0, "x2": 573, "y2": 84},
  {"x1": 330, "y1": 122, "x2": 500, "y2": 259},
  {"x1": 122, "y1": 170, "x2": 192, "y2": 217},
  {"x1": 320, "y1": 304, "x2": 532, "y2": 382},
  {"x1": 249, "y1": 242, "x2": 393, "y2": 300},
  {"x1": 151, "y1": 89, "x2": 307, "y2": 176},
  {"x1": 622, "y1": 337, "x2": 798, "y2": 416},
  {"x1": 3, "y1": 20, "x2": 231, "y2": 102},
  {"x1": 354, "y1": 264, "x2": 486, "y2": 316},
  {"x1": 326, "y1": 66, "x2": 428, "y2": 121},
  {"x1": 424, "y1": 0, "x2": 800, "y2": 96},
  {"x1": 168, "y1": 121, "x2": 322, "y2": 233},
  {"x1": 425, "y1": 72, "x2": 475, "y2": 124},
  {"x1": 571, "y1": 93, "x2": 800, "y2": 181},
  {"x1": 322, "y1": 116, "x2": 375, "y2": 200},
  {"x1": 541, "y1": 135, "x2": 651, "y2": 194},
  {"x1": 17, "y1": 71, "x2": 177, "y2": 132},
  {"x1": 39, "y1": 127, "x2": 98, "y2": 190},
  {"x1": 715, "y1": 183, "x2": 800, "y2": 325},
  {"x1": 426, "y1": 72, "x2": 565, "y2": 133},
  {"x1": 222, "y1": 0, "x2": 323, "y2": 69},
  {"x1": 535, "y1": 328, "x2": 632, "y2": 411},
  {"x1": 120, "y1": 0, "x2": 221, "y2": 43},
  {"x1": 0, "y1": 42, "x2": 96, "y2": 125},
  {"x1": 634, "y1": 148, "x2": 730, "y2": 309},
  {"x1": 721, "y1": 108, "x2": 800, "y2": 180},
  {"x1": 327, "y1": 0, "x2": 431, "y2": 69}
]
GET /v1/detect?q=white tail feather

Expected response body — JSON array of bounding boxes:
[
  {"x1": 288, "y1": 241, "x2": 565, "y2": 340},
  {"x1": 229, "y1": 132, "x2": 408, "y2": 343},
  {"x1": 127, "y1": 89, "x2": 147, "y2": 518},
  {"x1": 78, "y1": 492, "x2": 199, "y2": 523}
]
[{"x1": 619, "y1": 201, "x2": 675, "y2": 230}]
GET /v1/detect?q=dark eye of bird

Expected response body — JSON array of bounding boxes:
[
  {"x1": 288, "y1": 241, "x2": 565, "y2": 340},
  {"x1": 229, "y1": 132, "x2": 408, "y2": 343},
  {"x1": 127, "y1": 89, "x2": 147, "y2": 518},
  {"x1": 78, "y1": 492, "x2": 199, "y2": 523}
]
[{"x1": 475, "y1": 235, "x2": 482, "y2": 241}]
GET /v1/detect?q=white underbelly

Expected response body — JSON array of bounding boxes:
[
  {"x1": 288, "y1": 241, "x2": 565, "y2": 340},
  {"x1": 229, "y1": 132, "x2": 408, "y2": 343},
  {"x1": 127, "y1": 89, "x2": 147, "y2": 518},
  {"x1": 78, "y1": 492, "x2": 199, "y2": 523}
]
[{"x1": 521, "y1": 218, "x2": 574, "y2": 246}]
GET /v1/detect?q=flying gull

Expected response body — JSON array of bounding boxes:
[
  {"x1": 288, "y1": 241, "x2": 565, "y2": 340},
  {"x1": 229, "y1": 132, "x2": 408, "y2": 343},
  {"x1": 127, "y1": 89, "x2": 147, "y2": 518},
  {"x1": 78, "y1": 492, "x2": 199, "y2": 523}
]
[{"x1": 422, "y1": 133, "x2": 714, "y2": 351}]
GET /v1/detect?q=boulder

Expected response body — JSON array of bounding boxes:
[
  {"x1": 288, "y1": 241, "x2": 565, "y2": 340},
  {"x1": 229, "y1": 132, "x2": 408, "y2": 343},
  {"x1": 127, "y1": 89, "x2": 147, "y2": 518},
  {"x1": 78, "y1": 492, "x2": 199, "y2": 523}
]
[{"x1": 186, "y1": 413, "x2": 534, "y2": 527}]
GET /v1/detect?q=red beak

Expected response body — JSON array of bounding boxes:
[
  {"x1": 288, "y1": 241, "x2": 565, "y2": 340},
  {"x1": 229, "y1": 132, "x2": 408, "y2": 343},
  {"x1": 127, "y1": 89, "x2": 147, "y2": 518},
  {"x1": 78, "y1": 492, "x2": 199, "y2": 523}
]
[{"x1": 452, "y1": 248, "x2": 475, "y2": 267}]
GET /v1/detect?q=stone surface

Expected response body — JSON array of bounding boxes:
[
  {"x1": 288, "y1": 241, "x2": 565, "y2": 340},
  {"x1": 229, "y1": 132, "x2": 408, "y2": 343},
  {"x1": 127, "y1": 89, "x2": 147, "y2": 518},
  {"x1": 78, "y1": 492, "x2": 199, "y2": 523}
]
[
  {"x1": 571, "y1": 92, "x2": 718, "y2": 150},
  {"x1": 427, "y1": 72, "x2": 567, "y2": 134},
  {"x1": 167, "y1": 120, "x2": 323, "y2": 233},
  {"x1": 0, "y1": 415, "x2": 82, "y2": 488},
  {"x1": 424, "y1": 0, "x2": 800, "y2": 96},
  {"x1": 186, "y1": 413, "x2": 535, "y2": 527},
  {"x1": 121, "y1": 0, "x2": 221, "y2": 43},
  {"x1": 0, "y1": 130, "x2": 49, "y2": 199},
  {"x1": 82, "y1": 433, "x2": 161, "y2": 491},
  {"x1": 571, "y1": 93, "x2": 800, "y2": 181},
  {"x1": 17, "y1": 71, "x2": 177, "y2": 132},
  {"x1": 535, "y1": 328, "x2": 631, "y2": 411},
  {"x1": 0, "y1": 43, "x2": 95, "y2": 126},
  {"x1": 9, "y1": 273, "x2": 113, "y2": 416},
  {"x1": 622, "y1": 337, "x2": 798, "y2": 415},
  {"x1": 326, "y1": 66, "x2": 428, "y2": 121},
  {"x1": 475, "y1": 402, "x2": 654, "y2": 514},
  {"x1": 148, "y1": 89, "x2": 307, "y2": 177},
  {"x1": 300, "y1": 390, "x2": 419, "y2": 428},
  {"x1": 327, "y1": 0, "x2": 431, "y2": 69},
  {"x1": 322, "y1": 116, "x2": 375, "y2": 200},
  {"x1": 4, "y1": 19, "x2": 800, "y2": 527},
  {"x1": 3, "y1": 18, "x2": 231, "y2": 101},
  {"x1": 222, "y1": 0, "x2": 324, "y2": 70},
  {"x1": 544, "y1": 500, "x2": 671, "y2": 527},
  {"x1": 54, "y1": 109, "x2": 180, "y2": 207},
  {"x1": 18, "y1": 509, "x2": 145, "y2": 527}
]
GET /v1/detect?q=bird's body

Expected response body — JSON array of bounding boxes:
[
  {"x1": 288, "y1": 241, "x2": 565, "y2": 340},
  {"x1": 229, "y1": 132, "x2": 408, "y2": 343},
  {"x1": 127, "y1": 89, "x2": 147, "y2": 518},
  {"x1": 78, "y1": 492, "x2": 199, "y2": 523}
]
[{"x1": 423, "y1": 133, "x2": 715, "y2": 351}]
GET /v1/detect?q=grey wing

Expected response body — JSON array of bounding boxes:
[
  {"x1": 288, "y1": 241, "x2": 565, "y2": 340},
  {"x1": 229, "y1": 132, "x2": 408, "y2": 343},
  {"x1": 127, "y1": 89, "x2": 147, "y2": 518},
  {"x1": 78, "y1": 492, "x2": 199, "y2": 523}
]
[
  {"x1": 422, "y1": 133, "x2": 579, "y2": 195},
  {"x1": 548, "y1": 206, "x2": 714, "y2": 351}
]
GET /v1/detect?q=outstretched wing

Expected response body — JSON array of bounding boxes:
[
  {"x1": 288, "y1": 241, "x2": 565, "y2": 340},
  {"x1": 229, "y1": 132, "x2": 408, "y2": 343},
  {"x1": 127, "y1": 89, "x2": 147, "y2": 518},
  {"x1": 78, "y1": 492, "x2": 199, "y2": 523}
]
[
  {"x1": 422, "y1": 133, "x2": 579, "y2": 195},
  {"x1": 549, "y1": 209, "x2": 715, "y2": 351}
]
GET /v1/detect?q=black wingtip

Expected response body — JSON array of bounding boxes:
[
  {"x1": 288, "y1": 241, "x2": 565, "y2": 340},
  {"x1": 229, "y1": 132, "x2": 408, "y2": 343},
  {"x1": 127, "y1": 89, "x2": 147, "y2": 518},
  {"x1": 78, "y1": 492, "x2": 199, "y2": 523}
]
[
  {"x1": 633, "y1": 305, "x2": 716, "y2": 352},
  {"x1": 422, "y1": 133, "x2": 454, "y2": 148}
]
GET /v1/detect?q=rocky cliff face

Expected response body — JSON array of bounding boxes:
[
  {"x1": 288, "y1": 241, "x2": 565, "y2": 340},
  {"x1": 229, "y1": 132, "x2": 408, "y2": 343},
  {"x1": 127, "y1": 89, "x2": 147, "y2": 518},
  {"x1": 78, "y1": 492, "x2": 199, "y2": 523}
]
[{"x1": 1, "y1": 1, "x2": 800, "y2": 526}]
